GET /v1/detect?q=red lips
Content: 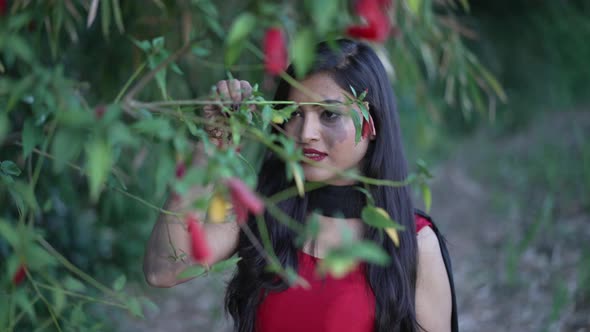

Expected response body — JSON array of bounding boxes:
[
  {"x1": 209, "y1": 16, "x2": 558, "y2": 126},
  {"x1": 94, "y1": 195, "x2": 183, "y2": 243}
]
[{"x1": 302, "y1": 148, "x2": 328, "y2": 161}]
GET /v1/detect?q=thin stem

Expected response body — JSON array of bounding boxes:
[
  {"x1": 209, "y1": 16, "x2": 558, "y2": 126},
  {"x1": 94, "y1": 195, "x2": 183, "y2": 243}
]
[
  {"x1": 36, "y1": 237, "x2": 122, "y2": 301},
  {"x1": 26, "y1": 271, "x2": 62, "y2": 332},
  {"x1": 16, "y1": 143, "x2": 182, "y2": 217},
  {"x1": 112, "y1": 187, "x2": 182, "y2": 217},
  {"x1": 34, "y1": 283, "x2": 127, "y2": 309},
  {"x1": 123, "y1": 41, "x2": 193, "y2": 104},
  {"x1": 8, "y1": 295, "x2": 41, "y2": 331},
  {"x1": 131, "y1": 99, "x2": 331, "y2": 108},
  {"x1": 114, "y1": 61, "x2": 147, "y2": 103}
]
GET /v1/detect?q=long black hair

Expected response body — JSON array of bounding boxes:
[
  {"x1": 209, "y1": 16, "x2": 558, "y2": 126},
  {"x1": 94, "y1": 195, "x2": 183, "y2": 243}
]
[{"x1": 225, "y1": 39, "x2": 418, "y2": 332}]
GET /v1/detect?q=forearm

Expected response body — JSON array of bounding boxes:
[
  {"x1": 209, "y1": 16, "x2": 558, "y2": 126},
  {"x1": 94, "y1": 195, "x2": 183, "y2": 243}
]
[{"x1": 143, "y1": 197, "x2": 195, "y2": 287}]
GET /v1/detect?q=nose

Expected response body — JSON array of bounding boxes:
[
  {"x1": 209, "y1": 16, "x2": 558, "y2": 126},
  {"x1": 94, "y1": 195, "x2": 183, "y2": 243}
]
[{"x1": 299, "y1": 113, "x2": 320, "y2": 144}]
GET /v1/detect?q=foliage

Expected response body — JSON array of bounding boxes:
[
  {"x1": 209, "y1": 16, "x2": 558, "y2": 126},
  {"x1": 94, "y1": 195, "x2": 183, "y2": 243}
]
[
  {"x1": 461, "y1": 0, "x2": 590, "y2": 131},
  {"x1": 0, "y1": 0, "x2": 501, "y2": 330}
]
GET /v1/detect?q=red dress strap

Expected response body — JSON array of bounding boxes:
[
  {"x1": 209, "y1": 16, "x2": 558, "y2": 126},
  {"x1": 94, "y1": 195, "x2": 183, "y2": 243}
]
[{"x1": 415, "y1": 213, "x2": 433, "y2": 233}]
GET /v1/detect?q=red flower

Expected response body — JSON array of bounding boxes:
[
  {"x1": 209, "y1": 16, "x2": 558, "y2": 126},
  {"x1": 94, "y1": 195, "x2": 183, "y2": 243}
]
[
  {"x1": 227, "y1": 178, "x2": 264, "y2": 224},
  {"x1": 95, "y1": 105, "x2": 107, "y2": 119},
  {"x1": 0, "y1": 0, "x2": 7, "y2": 16},
  {"x1": 175, "y1": 162, "x2": 186, "y2": 179},
  {"x1": 12, "y1": 264, "x2": 27, "y2": 286},
  {"x1": 185, "y1": 213, "x2": 212, "y2": 264},
  {"x1": 263, "y1": 28, "x2": 288, "y2": 76},
  {"x1": 361, "y1": 114, "x2": 376, "y2": 139},
  {"x1": 346, "y1": 0, "x2": 392, "y2": 42}
]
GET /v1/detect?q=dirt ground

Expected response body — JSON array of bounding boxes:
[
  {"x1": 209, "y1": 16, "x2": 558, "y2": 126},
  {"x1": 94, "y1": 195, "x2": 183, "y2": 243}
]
[{"x1": 110, "y1": 111, "x2": 590, "y2": 332}]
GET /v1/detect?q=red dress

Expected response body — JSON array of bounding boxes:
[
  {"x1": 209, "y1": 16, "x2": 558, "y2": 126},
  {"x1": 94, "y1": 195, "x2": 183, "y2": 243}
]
[{"x1": 255, "y1": 215, "x2": 432, "y2": 332}]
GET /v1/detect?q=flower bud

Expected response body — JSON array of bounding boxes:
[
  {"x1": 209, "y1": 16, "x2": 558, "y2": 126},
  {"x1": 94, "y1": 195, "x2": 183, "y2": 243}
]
[
  {"x1": 185, "y1": 213, "x2": 212, "y2": 264},
  {"x1": 263, "y1": 27, "x2": 288, "y2": 76},
  {"x1": 12, "y1": 264, "x2": 27, "y2": 286},
  {"x1": 227, "y1": 178, "x2": 264, "y2": 224}
]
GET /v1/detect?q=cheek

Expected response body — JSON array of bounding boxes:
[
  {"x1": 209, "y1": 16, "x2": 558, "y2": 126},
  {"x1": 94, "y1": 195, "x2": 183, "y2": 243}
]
[
  {"x1": 323, "y1": 118, "x2": 356, "y2": 148},
  {"x1": 326, "y1": 124, "x2": 349, "y2": 144},
  {"x1": 284, "y1": 119, "x2": 300, "y2": 137}
]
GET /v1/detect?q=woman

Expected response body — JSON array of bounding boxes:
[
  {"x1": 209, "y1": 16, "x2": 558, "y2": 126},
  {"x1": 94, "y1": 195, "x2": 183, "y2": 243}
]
[{"x1": 144, "y1": 39, "x2": 456, "y2": 332}]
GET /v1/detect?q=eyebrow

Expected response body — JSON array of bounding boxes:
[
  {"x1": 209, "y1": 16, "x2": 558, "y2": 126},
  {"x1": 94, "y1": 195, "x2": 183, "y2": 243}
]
[{"x1": 320, "y1": 99, "x2": 343, "y2": 105}]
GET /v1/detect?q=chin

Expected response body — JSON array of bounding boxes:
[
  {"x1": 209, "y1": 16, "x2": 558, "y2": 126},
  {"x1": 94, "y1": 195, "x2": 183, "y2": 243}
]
[
  {"x1": 302, "y1": 166, "x2": 334, "y2": 183},
  {"x1": 302, "y1": 166, "x2": 354, "y2": 185}
]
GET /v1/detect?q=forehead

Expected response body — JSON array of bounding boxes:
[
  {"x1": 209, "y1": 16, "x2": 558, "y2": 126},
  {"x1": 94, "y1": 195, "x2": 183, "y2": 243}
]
[{"x1": 288, "y1": 73, "x2": 351, "y2": 103}]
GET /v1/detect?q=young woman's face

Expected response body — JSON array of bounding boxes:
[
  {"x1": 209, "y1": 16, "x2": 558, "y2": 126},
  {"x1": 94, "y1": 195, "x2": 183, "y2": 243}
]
[{"x1": 284, "y1": 73, "x2": 372, "y2": 185}]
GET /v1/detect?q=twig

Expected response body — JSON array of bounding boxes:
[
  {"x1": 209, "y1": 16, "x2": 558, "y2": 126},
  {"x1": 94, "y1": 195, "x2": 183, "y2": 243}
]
[{"x1": 123, "y1": 41, "x2": 194, "y2": 105}]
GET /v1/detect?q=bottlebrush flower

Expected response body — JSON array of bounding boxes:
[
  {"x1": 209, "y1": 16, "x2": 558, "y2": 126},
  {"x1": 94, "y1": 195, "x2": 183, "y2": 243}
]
[
  {"x1": 263, "y1": 27, "x2": 288, "y2": 76},
  {"x1": 227, "y1": 178, "x2": 264, "y2": 224},
  {"x1": 361, "y1": 114, "x2": 376, "y2": 139},
  {"x1": 346, "y1": 0, "x2": 392, "y2": 42},
  {"x1": 0, "y1": 0, "x2": 7, "y2": 16},
  {"x1": 12, "y1": 264, "x2": 27, "y2": 286},
  {"x1": 175, "y1": 161, "x2": 186, "y2": 179},
  {"x1": 95, "y1": 105, "x2": 107, "y2": 119},
  {"x1": 185, "y1": 213, "x2": 212, "y2": 264}
]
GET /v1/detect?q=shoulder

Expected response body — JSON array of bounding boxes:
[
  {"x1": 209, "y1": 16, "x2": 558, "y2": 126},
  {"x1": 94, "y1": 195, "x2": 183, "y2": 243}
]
[{"x1": 415, "y1": 224, "x2": 452, "y2": 332}]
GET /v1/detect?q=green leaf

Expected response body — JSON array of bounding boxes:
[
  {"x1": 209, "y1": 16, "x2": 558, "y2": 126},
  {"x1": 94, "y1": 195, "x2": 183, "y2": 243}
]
[
  {"x1": 86, "y1": 140, "x2": 112, "y2": 202},
  {"x1": 421, "y1": 183, "x2": 432, "y2": 213},
  {"x1": 132, "y1": 38, "x2": 151, "y2": 52},
  {"x1": 155, "y1": 153, "x2": 175, "y2": 197},
  {"x1": 359, "y1": 100, "x2": 369, "y2": 121},
  {"x1": 26, "y1": 244, "x2": 58, "y2": 269},
  {"x1": 5, "y1": 35, "x2": 34, "y2": 63},
  {"x1": 127, "y1": 297, "x2": 144, "y2": 318},
  {"x1": 7, "y1": 75, "x2": 34, "y2": 111},
  {"x1": 51, "y1": 129, "x2": 83, "y2": 172},
  {"x1": 101, "y1": 0, "x2": 111, "y2": 38},
  {"x1": 346, "y1": 241, "x2": 391, "y2": 265},
  {"x1": 415, "y1": 159, "x2": 433, "y2": 178},
  {"x1": 225, "y1": 40, "x2": 245, "y2": 67},
  {"x1": 14, "y1": 290, "x2": 37, "y2": 323},
  {"x1": 56, "y1": 109, "x2": 95, "y2": 128},
  {"x1": 309, "y1": 0, "x2": 339, "y2": 35},
  {"x1": 226, "y1": 13, "x2": 256, "y2": 46},
  {"x1": 407, "y1": 0, "x2": 422, "y2": 16},
  {"x1": 361, "y1": 206, "x2": 404, "y2": 230},
  {"x1": 210, "y1": 256, "x2": 241, "y2": 273},
  {"x1": 350, "y1": 107, "x2": 362, "y2": 144},
  {"x1": 131, "y1": 118, "x2": 174, "y2": 140},
  {"x1": 1, "y1": 161, "x2": 21, "y2": 176},
  {"x1": 22, "y1": 119, "x2": 40, "y2": 158},
  {"x1": 111, "y1": 0, "x2": 125, "y2": 33},
  {"x1": 292, "y1": 28, "x2": 316, "y2": 79},
  {"x1": 12, "y1": 181, "x2": 39, "y2": 212},
  {"x1": 177, "y1": 264, "x2": 207, "y2": 279},
  {"x1": 112, "y1": 274, "x2": 127, "y2": 291},
  {"x1": 0, "y1": 113, "x2": 8, "y2": 142},
  {"x1": 53, "y1": 288, "x2": 66, "y2": 314},
  {"x1": 70, "y1": 304, "x2": 86, "y2": 325},
  {"x1": 140, "y1": 296, "x2": 159, "y2": 314},
  {"x1": 192, "y1": 45, "x2": 211, "y2": 57},
  {"x1": 108, "y1": 122, "x2": 139, "y2": 147},
  {"x1": 64, "y1": 276, "x2": 86, "y2": 292},
  {"x1": 0, "y1": 219, "x2": 18, "y2": 247}
]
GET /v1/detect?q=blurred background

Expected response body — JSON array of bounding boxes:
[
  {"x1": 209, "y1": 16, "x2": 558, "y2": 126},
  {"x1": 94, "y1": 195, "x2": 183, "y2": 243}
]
[{"x1": 1, "y1": 0, "x2": 589, "y2": 331}]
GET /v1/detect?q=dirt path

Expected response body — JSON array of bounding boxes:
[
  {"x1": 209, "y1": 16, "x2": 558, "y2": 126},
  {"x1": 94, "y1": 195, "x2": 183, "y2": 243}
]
[{"x1": 112, "y1": 112, "x2": 590, "y2": 331}]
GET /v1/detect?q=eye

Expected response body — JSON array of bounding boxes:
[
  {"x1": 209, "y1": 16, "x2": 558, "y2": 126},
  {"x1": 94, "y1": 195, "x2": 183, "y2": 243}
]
[
  {"x1": 293, "y1": 109, "x2": 303, "y2": 117},
  {"x1": 321, "y1": 110, "x2": 340, "y2": 121}
]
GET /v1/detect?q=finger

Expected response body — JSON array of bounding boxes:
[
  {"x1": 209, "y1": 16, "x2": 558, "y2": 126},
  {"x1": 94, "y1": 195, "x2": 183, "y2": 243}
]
[
  {"x1": 228, "y1": 79, "x2": 242, "y2": 103},
  {"x1": 216, "y1": 80, "x2": 231, "y2": 101},
  {"x1": 240, "y1": 80, "x2": 252, "y2": 99}
]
